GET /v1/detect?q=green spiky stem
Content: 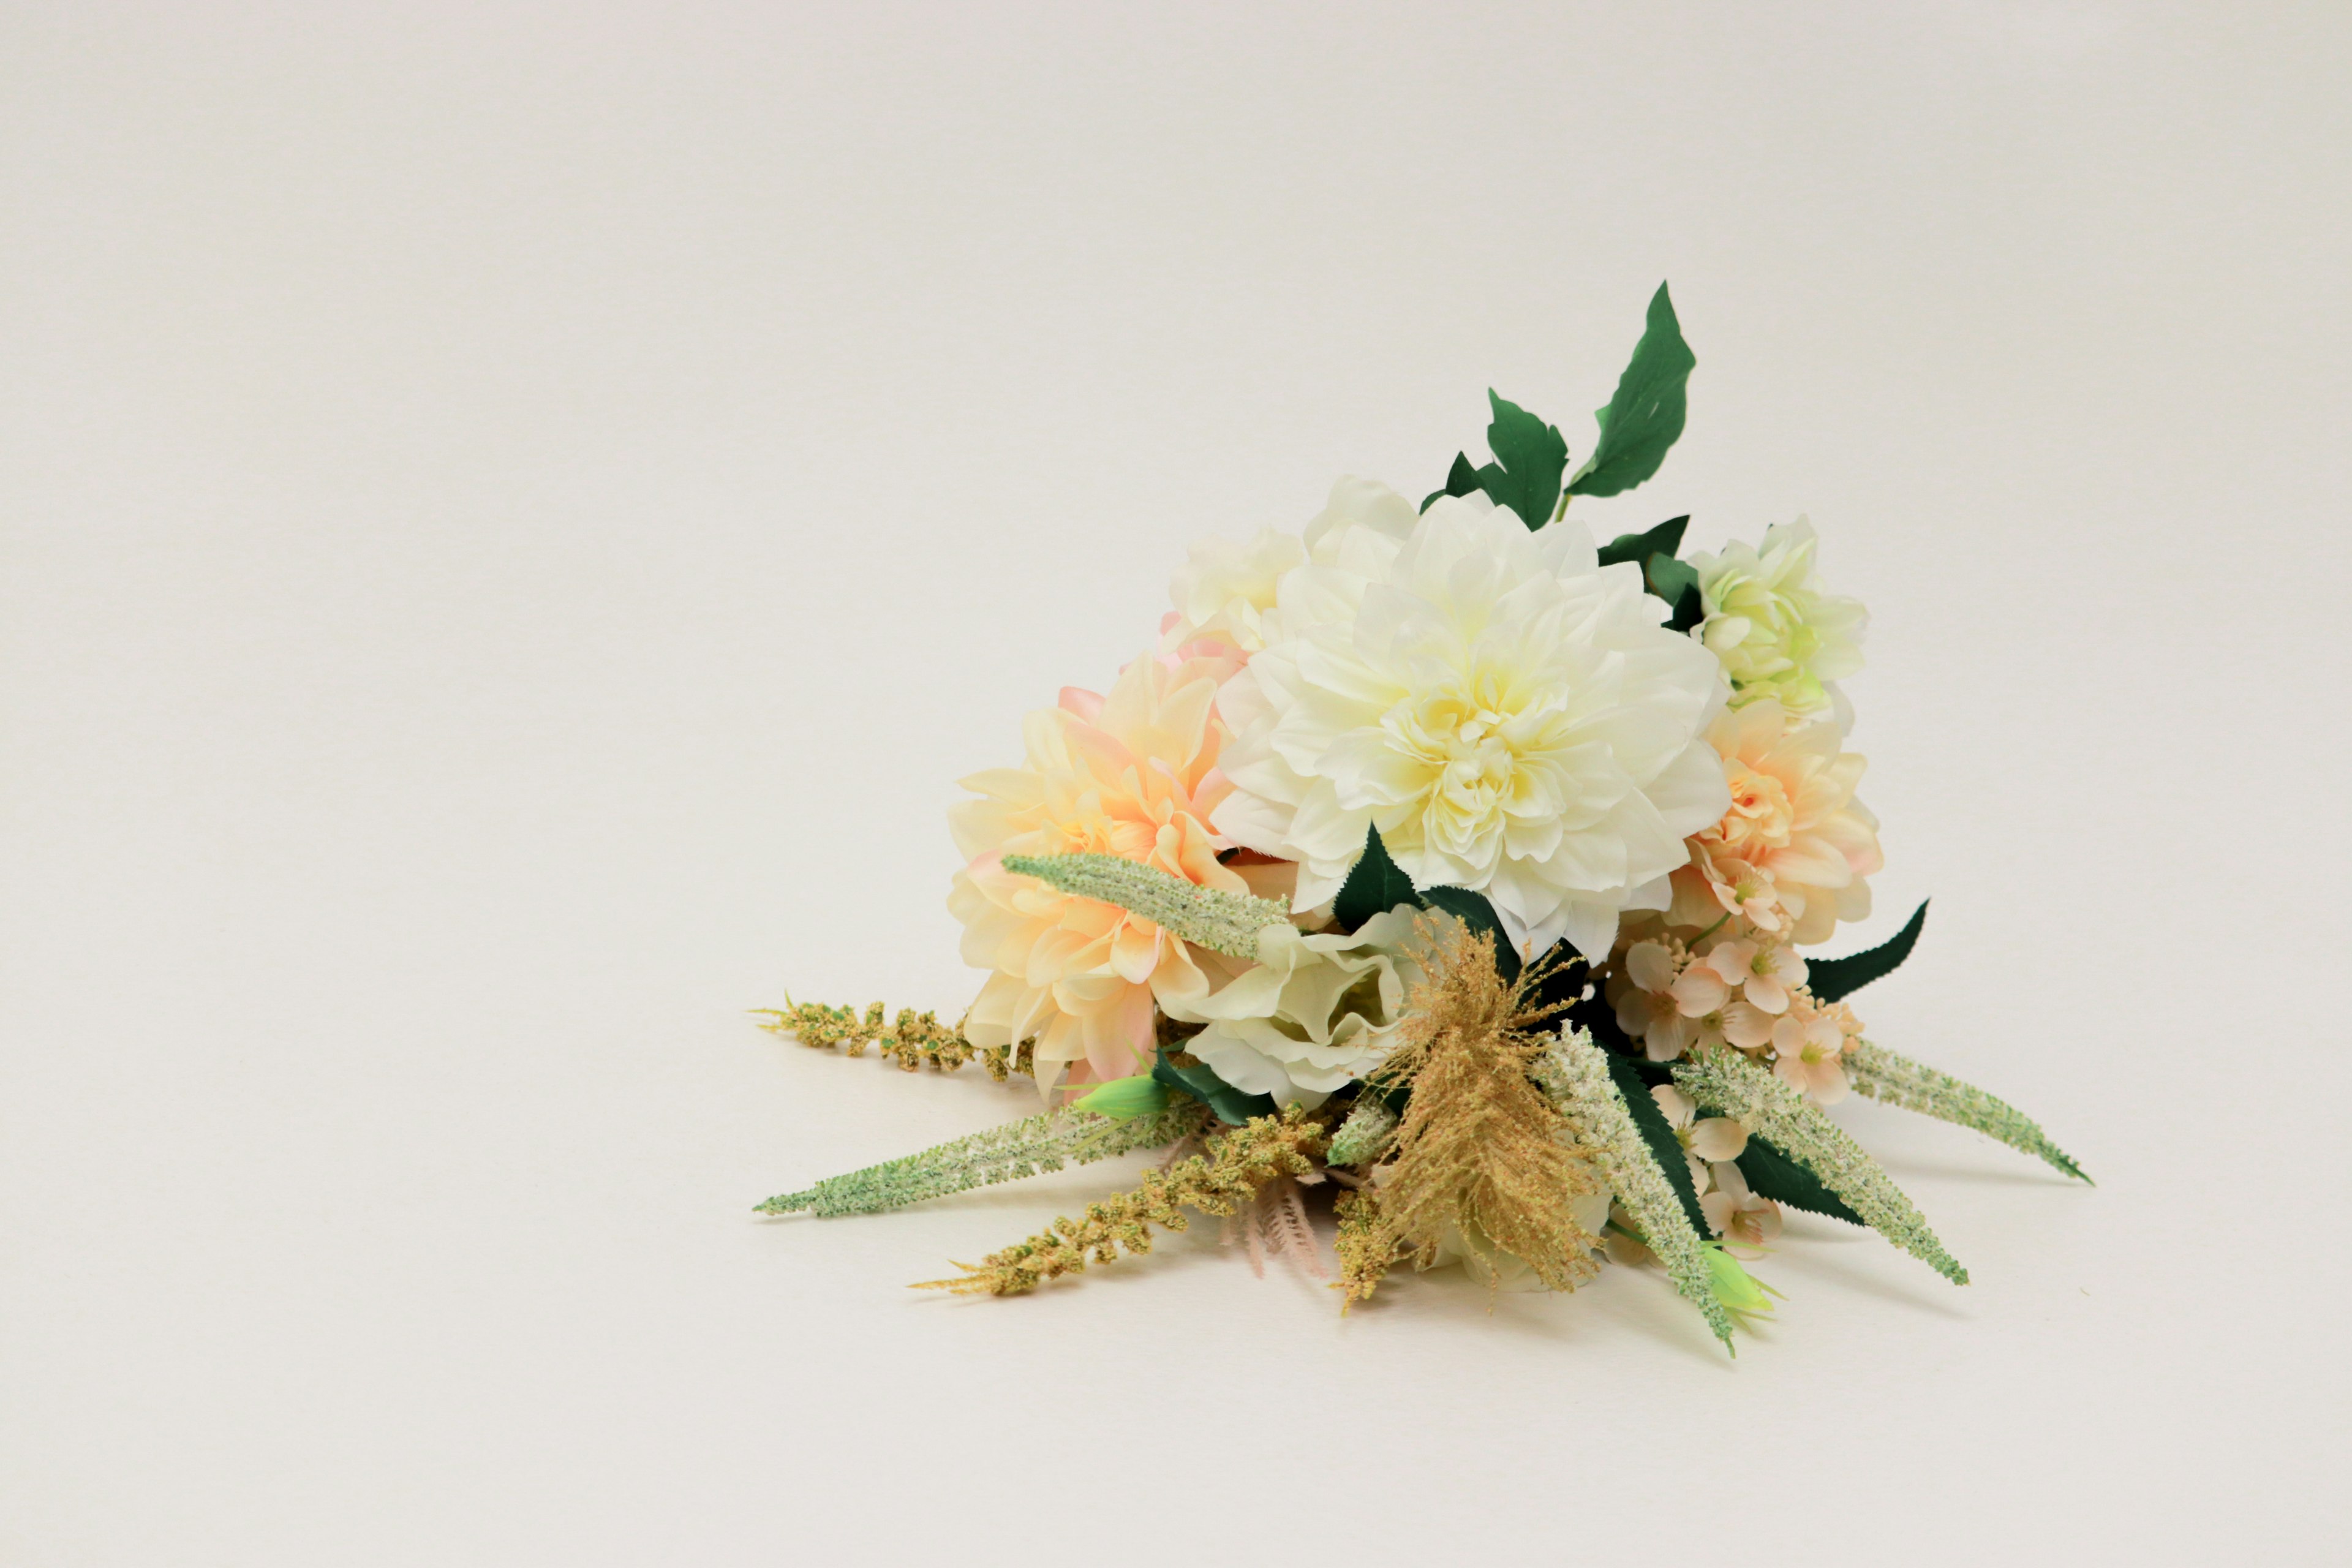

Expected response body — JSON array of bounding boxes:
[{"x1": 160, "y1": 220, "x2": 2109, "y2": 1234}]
[
  {"x1": 999, "y1": 853, "x2": 1290, "y2": 959},
  {"x1": 1535, "y1": 1028, "x2": 1737, "y2": 1354},
  {"x1": 1672, "y1": 1047, "x2": 1970, "y2": 1287},
  {"x1": 757, "y1": 1100, "x2": 1209, "y2": 1217},
  {"x1": 1325, "y1": 1098, "x2": 1400, "y2": 1168},
  {"x1": 1845, "y1": 1041, "x2": 2090, "y2": 1183}
]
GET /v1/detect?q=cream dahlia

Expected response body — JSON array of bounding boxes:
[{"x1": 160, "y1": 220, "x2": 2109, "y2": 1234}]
[
  {"x1": 1666, "y1": 697, "x2": 1882, "y2": 945},
  {"x1": 1691, "y1": 518, "x2": 1866, "y2": 726},
  {"x1": 1213, "y1": 486, "x2": 1730, "y2": 959},
  {"x1": 948, "y1": 647, "x2": 1247, "y2": 1091}
]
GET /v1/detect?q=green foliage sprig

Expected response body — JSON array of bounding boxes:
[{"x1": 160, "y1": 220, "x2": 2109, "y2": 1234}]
[
  {"x1": 758, "y1": 1099, "x2": 1208, "y2": 1218},
  {"x1": 1000, "y1": 852, "x2": 1290, "y2": 960},
  {"x1": 1536, "y1": 1027, "x2": 1736, "y2": 1354},
  {"x1": 1673, "y1": 1047, "x2": 1969, "y2": 1286},
  {"x1": 1846, "y1": 1041, "x2": 2090, "y2": 1183}
]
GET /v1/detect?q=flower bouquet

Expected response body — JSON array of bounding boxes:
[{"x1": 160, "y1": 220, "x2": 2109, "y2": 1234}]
[{"x1": 755, "y1": 284, "x2": 2086, "y2": 1352}]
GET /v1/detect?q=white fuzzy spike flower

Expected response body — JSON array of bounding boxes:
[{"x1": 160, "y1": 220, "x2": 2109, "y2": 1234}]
[{"x1": 1212, "y1": 484, "x2": 1732, "y2": 959}]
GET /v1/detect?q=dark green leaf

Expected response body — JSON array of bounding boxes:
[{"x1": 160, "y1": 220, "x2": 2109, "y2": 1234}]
[
  {"x1": 1422, "y1": 885, "x2": 1520, "y2": 986},
  {"x1": 1609, "y1": 1050, "x2": 1711, "y2": 1236},
  {"x1": 1421, "y1": 452, "x2": 1482, "y2": 512},
  {"x1": 1807, "y1": 901, "x2": 1929, "y2": 1003},
  {"x1": 1738, "y1": 1135, "x2": 1864, "y2": 1226},
  {"x1": 1471, "y1": 391, "x2": 1569, "y2": 530},
  {"x1": 1645, "y1": 552, "x2": 1705, "y2": 631},
  {"x1": 1152, "y1": 1048, "x2": 1278, "y2": 1127},
  {"x1": 1566, "y1": 282, "x2": 1696, "y2": 499},
  {"x1": 1596, "y1": 516, "x2": 1689, "y2": 570},
  {"x1": 1332, "y1": 825, "x2": 1422, "y2": 932}
]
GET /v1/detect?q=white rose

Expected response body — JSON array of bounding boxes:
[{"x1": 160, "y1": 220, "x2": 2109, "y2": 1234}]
[{"x1": 1159, "y1": 908, "x2": 1427, "y2": 1108}]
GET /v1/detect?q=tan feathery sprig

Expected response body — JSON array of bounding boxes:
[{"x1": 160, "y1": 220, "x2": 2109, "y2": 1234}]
[
  {"x1": 913, "y1": 1106, "x2": 1328, "y2": 1297},
  {"x1": 1363, "y1": 922, "x2": 1602, "y2": 1294}
]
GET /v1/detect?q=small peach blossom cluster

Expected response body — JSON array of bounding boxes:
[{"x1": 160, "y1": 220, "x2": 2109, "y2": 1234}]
[{"x1": 1607, "y1": 932, "x2": 1863, "y2": 1104}]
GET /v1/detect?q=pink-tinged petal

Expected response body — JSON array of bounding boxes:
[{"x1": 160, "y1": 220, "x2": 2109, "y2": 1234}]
[
  {"x1": 1774, "y1": 1052, "x2": 1809, "y2": 1091},
  {"x1": 1770, "y1": 1014, "x2": 1807, "y2": 1055},
  {"x1": 1649, "y1": 1084, "x2": 1696, "y2": 1129},
  {"x1": 1058, "y1": 685, "x2": 1106, "y2": 722},
  {"x1": 1646, "y1": 1013, "x2": 1697, "y2": 1062},
  {"x1": 1107, "y1": 919, "x2": 1164, "y2": 984},
  {"x1": 1702, "y1": 940, "x2": 1755, "y2": 986},
  {"x1": 1764, "y1": 835, "x2": 1850, "y2": 887},
  {"x1": 1744, "y1": 973, "x2": 1789, "y2": 1014},
  {"x1": 1626, "y1": 940, "x2": 1678, "y2": 993},
  {"x1": 1721, "y1": 1001, "x2": 1775, "y2": 1050},
  {"x1": 1771, "y1": 948, "x2": 1809, "y2": 987},
  {"x1": 1700, "y1": 1190, "x2": 1733, "y2": 1237},
  {"x1": 1809, "y1": 1065, "x2": 1851, "y2": 1106},
  {"x1": 1689, "y1": 1117, "x2": 1749, "y2": 1162},
  {"x1": 1672, "y1": 968, "x2": 1730, "y2": 1017},
  {"x1": 1615, "y1": 989, "x2": 1658, "y2": 1038}
]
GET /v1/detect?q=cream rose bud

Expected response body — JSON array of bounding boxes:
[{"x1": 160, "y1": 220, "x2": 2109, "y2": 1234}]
[
  {"x1": 1213, "y1": 485, "x2": 1732, "y2": 960},
  {"x1": 1158, "y1": 908, "x2": 1428, "y2": 1109},
  {"x1": 1691, "y1": 518, "x2": 1866, "y2": 726}
]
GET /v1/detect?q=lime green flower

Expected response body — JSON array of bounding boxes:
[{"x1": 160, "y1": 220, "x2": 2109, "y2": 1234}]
[{"x1": 1693, "y1": 519, "x2": 1866, "y2": 726}]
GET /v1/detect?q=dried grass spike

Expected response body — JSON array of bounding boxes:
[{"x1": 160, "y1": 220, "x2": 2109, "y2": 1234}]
[
  {"x1": 1332, "y1": 1188, "x2": 1401, "y2": 1311},
  {"x1": 753, "y1": 999, "x2": 1032, "y2": 1079},
  {"x1": 914, "y1": 1106, "x2": 1327, "y2": 1297}
]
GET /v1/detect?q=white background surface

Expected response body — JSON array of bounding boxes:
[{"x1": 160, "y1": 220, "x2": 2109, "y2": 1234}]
[{"x1": 4, "y1": 4, "x2": 2348, "y2": 1564}]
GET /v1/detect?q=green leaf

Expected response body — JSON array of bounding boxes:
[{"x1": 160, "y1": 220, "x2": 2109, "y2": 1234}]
[
  {"x1": 1072, "y1": 1073, "x2": 1171, "y2": 1121},
  {"x1": 1807, "y1": 901, "x2": 1929, "y2": 1003},
  {"x1": 1609, "y1": 1050, "x2": 1712, "y2": 1237},
  {"x1": 1566, "y1": 281, "x2": 1696, "y2": 498},
  {"x1": 1422, "y1": 884, "x2": 1520, "y2": 986},
  {"x1": 1471, "y1": 391, "x2": 1569, "y2": 530},
  {"x1": 1645, "y1": 552, "x2": 1705, "y2": 632},
  {"x1": 1421, "y1": 452, "x2": 1482, "y2": 512},
  {"x1": 1332, "y1": 824, "x2": 1422, "y2": 932},
  {"x1": 1152, "y1": 1047, "x2": 1278, "y2": 1127},
  {"x1": 1737, "y1": 1134, "x2": 1864, "y2": 1226},
  {"x1": 1596, "y1": 516, "x2": 1689, "y2": 570}
]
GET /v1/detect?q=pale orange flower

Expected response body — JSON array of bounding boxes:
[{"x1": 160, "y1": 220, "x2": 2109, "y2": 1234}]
[
  {"x1": 1668, "y1": 698, "x2": 1882, "y2": 945},
  {"x1": 949, "y1": 647, "x2": 1248, "y2": 1091}
]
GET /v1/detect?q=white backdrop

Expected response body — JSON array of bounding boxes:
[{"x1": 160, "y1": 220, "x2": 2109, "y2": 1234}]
[{"x1": 4, "y1": 4, "x2": 2347, "y2": 1563}]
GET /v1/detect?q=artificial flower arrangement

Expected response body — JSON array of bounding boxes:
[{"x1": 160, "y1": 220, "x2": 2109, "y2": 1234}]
[{"x1": 755, "y1": 284, "x2": 2086, "y2": 1352}]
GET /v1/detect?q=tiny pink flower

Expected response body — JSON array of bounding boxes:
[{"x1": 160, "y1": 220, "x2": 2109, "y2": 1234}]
[
  {"x1": 1771, "y1": 1011, "x2": 1850, "y2": 1104},
  {"x1": 1703, "y1": 1161, "x2": 1784, "y2": 1255},
  {"x1": 1698, "y1": 938, "x2": 1809, "y2": 1015}
]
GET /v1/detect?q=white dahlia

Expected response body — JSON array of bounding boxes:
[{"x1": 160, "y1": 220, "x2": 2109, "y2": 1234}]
[{"x1": 1212, "y1": 485, "x2": 1732, "y2": 959}]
